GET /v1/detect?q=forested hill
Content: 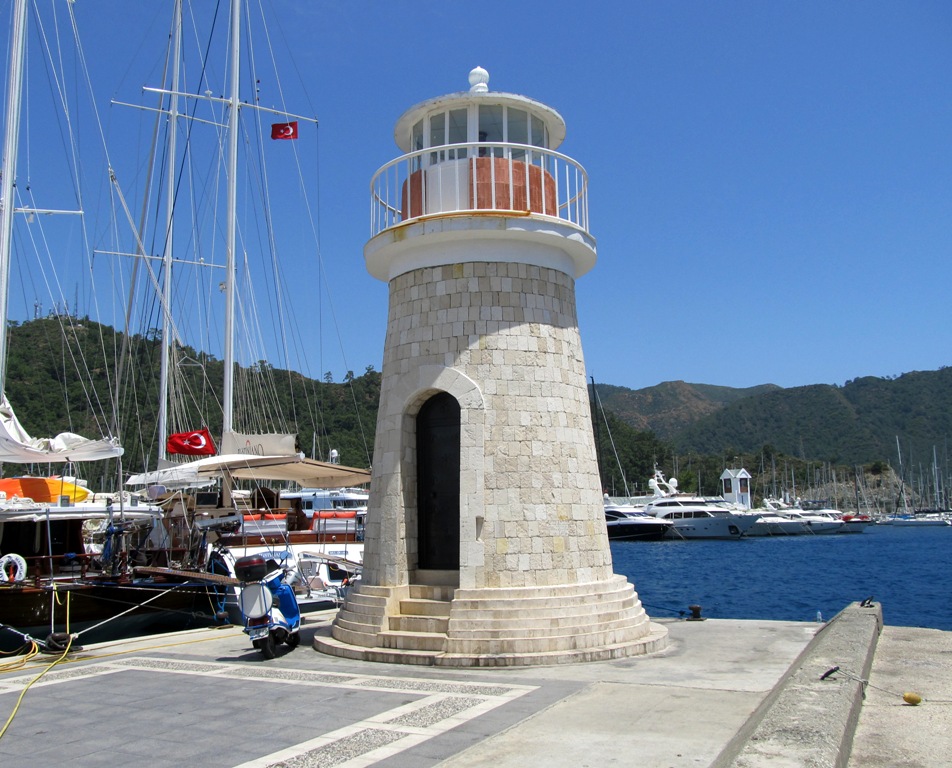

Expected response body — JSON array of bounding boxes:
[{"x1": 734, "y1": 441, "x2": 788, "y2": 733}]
[
  {"x1": 592, "y1": 381, "x2": 779, "y2": 438},
  {"x1": 3, "y1": 318, "x2": 380, "y2": 478},
  {"x1": 6, "y1": 318, "x2": 950, "y2": 480},
  {"x1": 595, "y1": 370, "x2": 952, "y2": 466}
]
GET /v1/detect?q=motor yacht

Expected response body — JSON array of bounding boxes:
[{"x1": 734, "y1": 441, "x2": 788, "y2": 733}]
[
  {"x1": 643, "y1": 497, "x2": 761, "y2": 539},
  {"x1": 604, "y1": 504, "x2": 673, "y2": 541}
]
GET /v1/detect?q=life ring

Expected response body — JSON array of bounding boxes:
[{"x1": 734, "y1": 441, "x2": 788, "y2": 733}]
[{"x1": 0, "y1": 553, "x2": 27, "y2": 582}]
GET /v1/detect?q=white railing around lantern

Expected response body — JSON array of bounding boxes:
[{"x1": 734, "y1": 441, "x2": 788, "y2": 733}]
[{"x1": 369, "y1": 142, "x2": 590, "y2": 238}]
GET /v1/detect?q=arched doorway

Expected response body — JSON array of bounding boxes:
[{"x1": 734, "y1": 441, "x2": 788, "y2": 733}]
[{"x1": 416, "y1": 392, "x2": 460, "y2": 570}]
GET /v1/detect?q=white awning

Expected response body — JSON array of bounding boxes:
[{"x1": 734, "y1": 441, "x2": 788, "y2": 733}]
[{"x1": 126, "y1": 453, "x2": 370, "y2": 489}]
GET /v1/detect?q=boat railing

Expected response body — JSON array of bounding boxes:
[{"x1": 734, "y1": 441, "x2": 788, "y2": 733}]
[
  {"x1": 11, "y1": 550, "x2": 101, "y2": 584},
  {"x1": 370, "y1": 141, "x2": 590, "y2": 237}
]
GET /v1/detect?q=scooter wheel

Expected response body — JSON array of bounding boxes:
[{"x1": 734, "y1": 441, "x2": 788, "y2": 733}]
[
  {"x1": 259, "y1": 633, "x2": 277, "y2": 659},
  {"x1": 285, "y1": 631, "x2": 301, "y2": 649}
]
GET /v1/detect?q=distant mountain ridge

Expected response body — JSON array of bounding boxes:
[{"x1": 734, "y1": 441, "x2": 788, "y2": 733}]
[
  {"x1": 592, "y1": 381, "x2": 780, "y2": 438},
  {"x1": 594, "y1": 369, "x2": 952, "y2": 466},
  {"x1": 8, "y1": 318, "x2": 948, "y2": 475}
]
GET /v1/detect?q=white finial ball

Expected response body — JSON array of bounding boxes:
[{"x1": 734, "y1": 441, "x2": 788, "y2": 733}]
[{"x1": 469, "y1": 66, "x2": 489, "y2": 93}]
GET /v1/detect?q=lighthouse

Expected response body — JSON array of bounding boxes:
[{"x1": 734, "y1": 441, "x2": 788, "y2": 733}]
[{"x1": 316, "y1": 68, "x2": 666, "y2": 665}]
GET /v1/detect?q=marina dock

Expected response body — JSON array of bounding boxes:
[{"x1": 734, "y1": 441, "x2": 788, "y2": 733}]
[{"x1": 1, "y1": 602, "x2": 947, "y2": 767}]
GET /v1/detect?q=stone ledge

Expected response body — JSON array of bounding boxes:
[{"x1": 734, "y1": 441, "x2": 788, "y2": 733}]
[
  {"x1": 447, "y1": 594, "x2": 639, "y2": 623},
  {"x1": 451, "y1": 574, "x2": 632, "y2": 603},
  {"x1": 313, "y1": 621, "x2": 668, "y2": 668},
  {"x1": 711, "y1": 601, "x2": 883, "y2": 768},
  {"x1": 447, "y1": 612, "x2": 647, "y2": 640}
]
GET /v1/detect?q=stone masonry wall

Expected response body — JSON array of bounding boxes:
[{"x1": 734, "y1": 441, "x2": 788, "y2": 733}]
[{"x1": 367, "y1": 259, "x2": 614, "y2": 589}]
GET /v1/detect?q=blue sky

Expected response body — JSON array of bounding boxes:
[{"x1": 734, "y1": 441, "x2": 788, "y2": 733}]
[{"x1": 5, "y1": 0, "x2": 950, "y2": 392}]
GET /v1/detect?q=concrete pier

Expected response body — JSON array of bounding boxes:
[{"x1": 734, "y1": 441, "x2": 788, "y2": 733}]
[{"x1": 0, "y1": 601, "x2": 945, "y2": 766}]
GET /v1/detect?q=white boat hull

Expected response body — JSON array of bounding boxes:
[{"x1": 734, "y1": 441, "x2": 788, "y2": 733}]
[
  {"x1": 746, "y1": 517, "x2": 808, "y2": 536},
  {"x1": 660, "y1": 515, "x2": 754, "y2": 540}
]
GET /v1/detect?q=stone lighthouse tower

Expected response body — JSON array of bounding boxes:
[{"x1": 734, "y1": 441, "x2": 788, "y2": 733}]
[{"x1": 316, "y1": 68, "x2": 666, "y2": 665}]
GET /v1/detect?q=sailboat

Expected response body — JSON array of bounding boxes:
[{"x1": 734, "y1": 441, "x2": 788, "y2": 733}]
[
  {"x1": 104, "y1": 0, "x2": 372, "y2": 618},
  {"x1": 0, "y1": 0, "x2": 228, "y2": 653}
]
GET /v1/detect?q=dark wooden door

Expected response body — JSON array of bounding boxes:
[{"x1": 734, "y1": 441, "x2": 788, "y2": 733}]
[{"x1": 417, "y1": 393, "x2": 460, "y2": 570}]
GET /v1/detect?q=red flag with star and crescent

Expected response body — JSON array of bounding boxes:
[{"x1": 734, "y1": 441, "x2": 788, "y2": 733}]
[
  {"x1": 167, "y1": 428, "x2": 217, "y2": 456},
  {"x1": 270, "y1": 121, "x2": 298, "y2": 140}
]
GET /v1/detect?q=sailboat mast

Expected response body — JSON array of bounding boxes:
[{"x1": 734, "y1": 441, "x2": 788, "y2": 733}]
[
  {"x1": 896, "y1": 436, "x2": 909, "y2": 514},
  {"x1": 158, "y1": 0, "x2": 184, "y2": 463},
  {"x1": 0, "y1": 0, "x2": 28, "y2": 392},
  {"x1": 222, "y1": 0, "x2": 241, "y2": 439}
]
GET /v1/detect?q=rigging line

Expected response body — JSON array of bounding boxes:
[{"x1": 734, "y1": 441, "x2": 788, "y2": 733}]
[
  {"x1": 46, "y1": 4, "x2": 163, "y2": 457},
  {"x1": 72, "y1": 581, "x2": 193, "y2": 637},
  {"x1": 111, "y1": 38, "x2": 173, "y2": 453},
  {"x1": 244, "y1": 3, "x2": 324, "y2": 426},
  {"x1": 20, "y1": 11, "x2": 117, "y2": 429},
  {"x1": 108, "y1": 172, "x2": 185, "y2": 350},
  {"x1": 592, "y1": 378, "x2": 631, "y2": 497},
  {"x1": 248, "y1": 2, "x2": 329, "y2": 442},
  {"x1": 60, "y1": 1, "x2": 136, "y2": 393},
  {"x1": 124, "y1": 0, "x2": 223, "y2": 359},
  {"x1": 14, "y1": 189, "x2": 114, "y2": 438},
  {"x1": 18, "y1": 194, "x2": 104, "y2": 425}
]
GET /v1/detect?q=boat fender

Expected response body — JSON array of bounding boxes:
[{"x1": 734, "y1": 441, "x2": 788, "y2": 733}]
[{"x1": 0, "y1": 552, "x2": 27, "y2": 582}]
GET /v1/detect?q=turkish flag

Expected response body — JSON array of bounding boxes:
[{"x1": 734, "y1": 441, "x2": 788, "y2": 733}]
[
  {"x1": 270, "y1": 121, "x2": 298, "y2": 140},
  {"x1": 167, "y1": 428, "x2": 217, "y2": 456}
]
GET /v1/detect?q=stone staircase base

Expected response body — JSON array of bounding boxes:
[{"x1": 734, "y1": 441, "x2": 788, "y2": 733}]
[{"x1": 314, "y1": 576, "x2": 669, "y2": 667}]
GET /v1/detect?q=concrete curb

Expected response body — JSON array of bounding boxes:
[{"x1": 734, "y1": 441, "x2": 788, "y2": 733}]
[{"x1": 712, "y1": 601, "x2": 883, "y2": 767}]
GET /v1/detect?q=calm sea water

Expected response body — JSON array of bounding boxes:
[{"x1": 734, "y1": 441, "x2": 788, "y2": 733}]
[{"x1": 610, "y1": 524, "x2": 952, "y2": 631}]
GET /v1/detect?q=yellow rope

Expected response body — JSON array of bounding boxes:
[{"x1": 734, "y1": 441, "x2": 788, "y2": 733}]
[
  {"x1": 8, "y1": 625, "x2": 244, "y2": 673},
  {"x1": 0, "y1": 593, "x2": 74, "y2": 741},
  {"x1": 0, "y1": 640, "x2": 40, "y2": 671}
]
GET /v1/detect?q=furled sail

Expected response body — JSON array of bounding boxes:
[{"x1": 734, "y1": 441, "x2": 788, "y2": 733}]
[{"x1": 0, "y1": 393, "x2": 123, "y2": 463}]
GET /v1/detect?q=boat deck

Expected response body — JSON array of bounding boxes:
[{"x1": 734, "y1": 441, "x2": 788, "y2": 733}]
[{"x1": 0, "y1": 603, "x2": 945, "y2": 767}]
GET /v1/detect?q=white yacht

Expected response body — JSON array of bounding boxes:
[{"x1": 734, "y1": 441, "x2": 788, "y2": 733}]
[
  {"x1": 604, "y1": 503, "x2": 673, "y2": 540},
  {"x1": 808, "y1": 508, "x2": 874, "y2": 533},
  {"x1": 643, "y1": 497, "x2": 761, "y2": 539},
  {"x1": 746, "y1": 513, "x2": 810, "y2": 536},
  {"x1": 774, "y1": 509, "x2": 844, "y2": 534}
]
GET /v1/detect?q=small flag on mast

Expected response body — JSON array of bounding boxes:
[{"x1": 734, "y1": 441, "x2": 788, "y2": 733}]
[
  {"x1": 270, "y1": 121, "x2": 299, "y2": 140},
  {"x1": 167, "y1": 428, "x2": 217, "y2": 456}
]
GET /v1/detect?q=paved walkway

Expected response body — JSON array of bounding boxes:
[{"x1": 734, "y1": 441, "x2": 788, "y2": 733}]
[
  {"x1": 848, "y1": 625, "x2": 952, "y2": 768},
  {"x1": 0, "y1": 608, "x2": 947, "y2": 767}
]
